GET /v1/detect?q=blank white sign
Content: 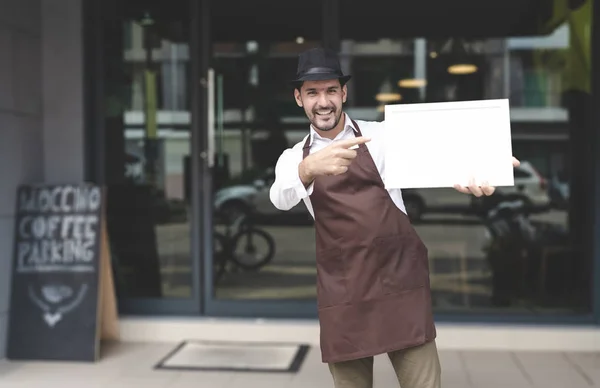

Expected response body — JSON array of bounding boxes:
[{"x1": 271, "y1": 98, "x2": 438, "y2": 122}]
[{"x1": 383, "y1": 99, "x2": 515, "y2": 189}]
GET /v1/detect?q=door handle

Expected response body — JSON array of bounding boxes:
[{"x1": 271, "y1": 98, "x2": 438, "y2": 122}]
[{"x1": 206, "y1": 68, "x2": 215, "y2": 167}]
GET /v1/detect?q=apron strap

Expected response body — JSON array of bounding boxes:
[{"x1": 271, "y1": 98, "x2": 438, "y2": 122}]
[
  {"x1": 302, "y1": 134, "x2": 311, "y2": 159},
  {"x1": 350, "y1": 119, "x2": 364, "y2": 138}
]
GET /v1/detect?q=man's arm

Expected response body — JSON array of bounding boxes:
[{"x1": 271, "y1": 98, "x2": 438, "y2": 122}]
[{"x1": 269, "y1": 147, "x2": 314, "y2": 211}]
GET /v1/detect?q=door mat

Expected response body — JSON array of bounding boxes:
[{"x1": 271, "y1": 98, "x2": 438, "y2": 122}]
[{"x1": 154, "y1": 340, "x2": 310, "y2": 373}]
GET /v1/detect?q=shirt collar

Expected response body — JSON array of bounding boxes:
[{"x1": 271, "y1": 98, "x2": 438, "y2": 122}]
[{"x1": 309, "y1": 113, "x2": 357, "y2": 144}]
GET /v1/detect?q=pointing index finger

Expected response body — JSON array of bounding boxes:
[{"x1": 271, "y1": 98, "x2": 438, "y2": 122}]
[{"x1": 335, "y1": 136, "x2": 372, "y2": 149}]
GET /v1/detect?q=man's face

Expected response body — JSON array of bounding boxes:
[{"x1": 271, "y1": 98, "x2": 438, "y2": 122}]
[{"x1": 294, "y1": 79, "x2": 347, "y2": 132}]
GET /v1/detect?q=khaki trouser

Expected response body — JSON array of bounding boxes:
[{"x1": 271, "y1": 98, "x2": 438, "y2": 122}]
[{"x1": 327, "y1": 340, "x2": 441, "y2": 388}]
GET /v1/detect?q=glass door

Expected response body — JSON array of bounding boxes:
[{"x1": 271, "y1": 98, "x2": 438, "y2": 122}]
[
  {"x1": 202, "y1": 2, "x2": 326, "y2": 317},
  {"x1": 97, "y1": 0, "x2": 202, "y2": 315}
]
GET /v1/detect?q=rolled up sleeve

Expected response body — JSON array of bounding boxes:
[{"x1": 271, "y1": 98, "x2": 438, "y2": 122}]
[{"x1": 269, "y1": 147, "x2": 314, "y2": 211}]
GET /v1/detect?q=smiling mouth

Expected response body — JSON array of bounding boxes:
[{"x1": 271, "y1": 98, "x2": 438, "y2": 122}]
[{"x1": 315, "y1": 110, "x2": 333, "y2": 117}]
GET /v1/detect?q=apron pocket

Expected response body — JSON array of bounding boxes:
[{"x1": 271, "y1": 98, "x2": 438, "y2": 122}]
[
  {"x1": 374, "y1": 235, "x2": 428, "y2": 294},
  {"x1": 316, "y1": 247, "x2": 348, "y2": 308}
]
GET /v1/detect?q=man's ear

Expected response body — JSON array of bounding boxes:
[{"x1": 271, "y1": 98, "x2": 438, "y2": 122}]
[
  {"x1": 294, "y1": 89, "x2": 303, "y2": 107},
  {"x1": 342, "y1": 84, "x2": 348, "y2": 104}
]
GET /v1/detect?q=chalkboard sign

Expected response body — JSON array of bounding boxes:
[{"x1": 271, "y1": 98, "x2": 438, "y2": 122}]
[{"x1": 6, "y1": 183, "x2": 117, "y2": 362}]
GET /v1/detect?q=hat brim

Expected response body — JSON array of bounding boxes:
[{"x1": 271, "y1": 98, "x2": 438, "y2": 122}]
[{"x1": 290, "y1": 74, "x2": 351, "y2": 87}]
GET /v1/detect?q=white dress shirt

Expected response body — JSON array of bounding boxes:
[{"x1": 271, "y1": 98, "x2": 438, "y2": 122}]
[{"x1": 269, "y1": 113, "x2": 407, "y2": 219}]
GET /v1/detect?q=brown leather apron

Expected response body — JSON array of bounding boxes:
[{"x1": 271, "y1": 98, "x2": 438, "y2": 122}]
[{"x1": 303, "y1": 120, "x2": 437, "y2": 364}]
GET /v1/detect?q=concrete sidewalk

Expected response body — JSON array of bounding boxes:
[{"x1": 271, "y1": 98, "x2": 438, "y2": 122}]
[{"x1": 0, "y1": 342, "x2": 598, "y2": 387}]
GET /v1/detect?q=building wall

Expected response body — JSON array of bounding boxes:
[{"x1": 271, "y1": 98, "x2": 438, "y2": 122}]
[
  {"x1": 0, "y1": 0, "x2": 84, "y2": 359},
  {"x1": 0, "y1": 0, "x2": 43, "y2": 359},
  {"x1": 41, "y1": 0, "x2": 85, "y2": 183}
]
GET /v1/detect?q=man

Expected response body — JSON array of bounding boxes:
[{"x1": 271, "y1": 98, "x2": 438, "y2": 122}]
[{"x1": 269, "y1": 47, "x2": 519, "y2": 388}]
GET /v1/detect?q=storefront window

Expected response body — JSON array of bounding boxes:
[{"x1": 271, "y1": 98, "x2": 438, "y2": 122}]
[
  {"x1": 337, "y1": 3, "x2": 591, "y2": 314},
  {"x1": 92, "y1": 0, "x2": 594, "y2": 318}
]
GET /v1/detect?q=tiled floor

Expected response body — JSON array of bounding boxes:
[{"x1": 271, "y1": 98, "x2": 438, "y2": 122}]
[{"x1": 0, "y1": 341, "x2": 598, "y2": 387}]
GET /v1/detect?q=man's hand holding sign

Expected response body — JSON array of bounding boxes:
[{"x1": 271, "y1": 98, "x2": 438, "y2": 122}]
[{"x1": 454, "y1": 156, "x2": 521, "y2": 197}]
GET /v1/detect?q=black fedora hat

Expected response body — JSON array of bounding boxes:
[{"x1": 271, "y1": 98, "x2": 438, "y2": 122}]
[{"x1": 290, "y1": 47, "x2": 351, "y2": 86}]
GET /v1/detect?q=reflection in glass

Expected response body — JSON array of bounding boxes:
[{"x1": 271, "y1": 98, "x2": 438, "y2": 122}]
[{"x1": 102, "y1": 1, "x2": 193, "y2": 299}]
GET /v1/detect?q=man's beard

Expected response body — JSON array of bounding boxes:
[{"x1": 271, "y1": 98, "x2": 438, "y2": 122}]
[{"x1": 310, "y1": 107, "x2": 342, "y2": 132}]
